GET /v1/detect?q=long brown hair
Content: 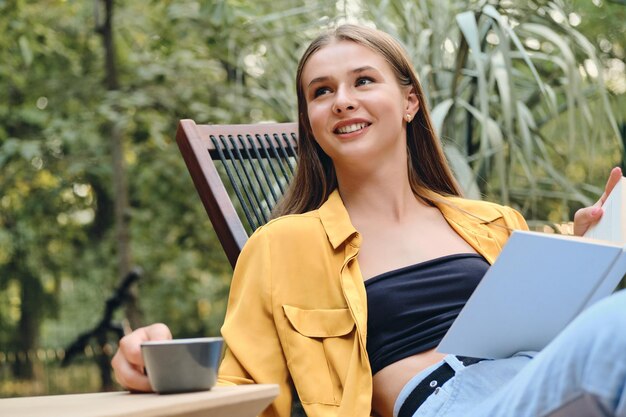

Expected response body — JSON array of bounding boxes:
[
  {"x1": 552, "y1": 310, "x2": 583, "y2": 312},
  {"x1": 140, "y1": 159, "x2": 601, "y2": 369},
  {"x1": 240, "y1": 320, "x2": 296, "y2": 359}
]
[{"x1": 273, "y1": 24, "x2": 462, "y2": 217}]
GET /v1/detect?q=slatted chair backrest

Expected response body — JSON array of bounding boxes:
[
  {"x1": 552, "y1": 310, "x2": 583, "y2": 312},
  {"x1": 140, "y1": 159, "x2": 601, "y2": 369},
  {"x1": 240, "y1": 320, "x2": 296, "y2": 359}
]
[{"x1": 176, "y1": 119, "x2": 298, "y2": 268}]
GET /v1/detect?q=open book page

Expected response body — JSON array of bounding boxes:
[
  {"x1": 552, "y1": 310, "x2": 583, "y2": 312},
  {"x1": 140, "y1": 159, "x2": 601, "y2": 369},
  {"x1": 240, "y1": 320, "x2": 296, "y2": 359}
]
[
  {"x1": 437, "y1": 231, "x2": 625, "y2": 359},
  {"x1": 587, "y1": 251, "x2": 626, "y2": 307},
  {"x1": 584, "y1": 177, "x2": 626, "y2": 244}
]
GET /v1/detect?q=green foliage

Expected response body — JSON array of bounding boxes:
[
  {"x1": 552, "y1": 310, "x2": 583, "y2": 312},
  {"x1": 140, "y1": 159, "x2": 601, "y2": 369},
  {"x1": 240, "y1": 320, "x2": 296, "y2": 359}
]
[
  {"x1": 344, "y1": 0, "x2": 623, "y2": 223},
  {"x1": 0, "y1": 0, "x2": 260, "y2": 358},
  {"x1": 0, "y1": 0, "x2": 343, "y2": 372},
  {"x1": 0, "y1": 0, "x2": 624, "y2": 395}
]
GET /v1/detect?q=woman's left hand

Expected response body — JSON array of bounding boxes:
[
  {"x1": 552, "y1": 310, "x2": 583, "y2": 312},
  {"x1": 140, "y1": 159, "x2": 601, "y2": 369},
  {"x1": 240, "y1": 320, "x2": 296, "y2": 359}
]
[{"x1": 573, "y1": 166, "x2": 623, "y2": 236}]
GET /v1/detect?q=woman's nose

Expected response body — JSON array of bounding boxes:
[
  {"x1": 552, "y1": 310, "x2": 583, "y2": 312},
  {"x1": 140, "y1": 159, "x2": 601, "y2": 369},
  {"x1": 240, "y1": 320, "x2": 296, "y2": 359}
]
[{"x1": 332, "y1": 86, "x2": 357, "y2": 114}]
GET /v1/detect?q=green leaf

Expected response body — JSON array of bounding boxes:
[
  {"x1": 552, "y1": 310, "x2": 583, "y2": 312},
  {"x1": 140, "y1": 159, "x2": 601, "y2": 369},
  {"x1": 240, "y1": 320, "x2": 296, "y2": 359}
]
[
  {"x1": 491, "y1": 51, "x2": 513, "y2": 136},
  {"x1": 482, "y1": 5, "x2": 553, "y2": 112},
  {"x1": 456, "y1": 10, "x2": 489, "y2": 158},
  {"x1": 19, "y1": 141, "x2": 41, "y2": 161},
  {"x1": 18, "y1": 35, "x2": 33, "y2": 67},
  {"x1": 457, "y1": 98, "x2": 508, "y2": 203},
  {"x1": 430, "y1": 98, "x2": 454, "y2": 138},
  {"x1": 515, "y1": 100, "x2": 535, "y2": 161},
  {"x1": 444, "y1": 144, "x2": 481, "y2": 200}
]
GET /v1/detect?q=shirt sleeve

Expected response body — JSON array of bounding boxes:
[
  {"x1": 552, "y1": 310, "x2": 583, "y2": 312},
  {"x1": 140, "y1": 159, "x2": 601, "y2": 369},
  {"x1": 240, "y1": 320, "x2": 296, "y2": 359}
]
[{"x1": 217, "y1": 228, "x2": 291, "y2": 417}]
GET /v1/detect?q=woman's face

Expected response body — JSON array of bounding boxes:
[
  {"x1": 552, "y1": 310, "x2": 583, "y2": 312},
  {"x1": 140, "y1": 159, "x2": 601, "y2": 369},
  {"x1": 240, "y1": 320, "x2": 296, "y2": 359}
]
[{"x1": 301, "y1": 40, "x2": 419, "y2": 169}]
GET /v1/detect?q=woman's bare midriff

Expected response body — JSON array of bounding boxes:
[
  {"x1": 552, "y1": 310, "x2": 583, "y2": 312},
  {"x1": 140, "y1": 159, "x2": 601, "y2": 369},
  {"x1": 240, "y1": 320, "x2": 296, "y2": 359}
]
[{"x1": 372, "y1": 348, "x2": 446, "y2": 417}]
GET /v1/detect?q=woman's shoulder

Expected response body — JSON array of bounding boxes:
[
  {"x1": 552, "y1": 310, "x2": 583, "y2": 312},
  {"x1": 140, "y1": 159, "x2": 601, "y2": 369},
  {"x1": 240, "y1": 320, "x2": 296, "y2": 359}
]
[
  {"x1": 246, "y1": 210, "x2": 326, "y2": 244},
  {"x1": 444, "y1": 195, "x2": 516, "y2": 214},
  {"x1": 440, "y1": 195, "x2": 528, "y2": 229},
  {"x1": 237, "y1": 209, "x2": 337, "y2": 268}
]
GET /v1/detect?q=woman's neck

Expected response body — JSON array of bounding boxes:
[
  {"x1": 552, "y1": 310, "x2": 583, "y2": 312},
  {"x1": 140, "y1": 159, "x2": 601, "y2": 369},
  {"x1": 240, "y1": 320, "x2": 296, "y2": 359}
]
[{"x1": 336, "y1": 162, "x2": 425, "y2": 225}]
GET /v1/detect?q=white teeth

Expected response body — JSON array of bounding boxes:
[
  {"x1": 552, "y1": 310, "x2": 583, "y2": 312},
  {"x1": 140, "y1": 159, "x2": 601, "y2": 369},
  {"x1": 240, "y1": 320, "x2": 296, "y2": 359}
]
[{"x1": 336, "y1": 122, "x2": 369, "y2": 134}]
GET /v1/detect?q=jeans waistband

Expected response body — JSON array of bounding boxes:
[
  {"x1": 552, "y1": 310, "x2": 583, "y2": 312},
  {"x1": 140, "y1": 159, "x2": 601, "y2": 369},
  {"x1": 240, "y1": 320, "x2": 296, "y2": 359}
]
[{"x1": 397, "y1": 356, "x2": 483, "y2": 417}]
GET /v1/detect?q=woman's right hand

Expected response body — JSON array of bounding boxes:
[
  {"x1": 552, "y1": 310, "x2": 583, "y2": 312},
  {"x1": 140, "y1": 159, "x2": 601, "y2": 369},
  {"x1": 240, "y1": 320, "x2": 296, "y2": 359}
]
[{"x1": 111, "y1": 323, "x2": 172, "y2": 392}]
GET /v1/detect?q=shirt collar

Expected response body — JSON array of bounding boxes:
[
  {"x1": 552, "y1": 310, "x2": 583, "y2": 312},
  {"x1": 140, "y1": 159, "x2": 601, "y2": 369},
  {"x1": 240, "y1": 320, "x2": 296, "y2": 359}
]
[
  {"x1": 427, "y1": 190, "x2": 504, "y2": 228},
  {"x1": 318, "y1": 190, "x2": 359, "y2": 249},
  {"x1": 317, "y1": 188, "x2": 502, "y2": 249}
]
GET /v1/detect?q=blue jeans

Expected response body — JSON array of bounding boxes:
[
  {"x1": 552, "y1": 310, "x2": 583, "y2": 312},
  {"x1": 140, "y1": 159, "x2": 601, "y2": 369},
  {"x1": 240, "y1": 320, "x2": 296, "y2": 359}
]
[{"x1": 394, "y1": 289, "x2": 626, "y2": 417}]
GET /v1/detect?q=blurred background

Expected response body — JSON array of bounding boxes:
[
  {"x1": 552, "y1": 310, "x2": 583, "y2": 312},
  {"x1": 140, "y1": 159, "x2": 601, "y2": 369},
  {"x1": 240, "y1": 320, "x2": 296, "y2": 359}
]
[{"x1": 1, "y1": 0, "x2": 624, "y2": 397}]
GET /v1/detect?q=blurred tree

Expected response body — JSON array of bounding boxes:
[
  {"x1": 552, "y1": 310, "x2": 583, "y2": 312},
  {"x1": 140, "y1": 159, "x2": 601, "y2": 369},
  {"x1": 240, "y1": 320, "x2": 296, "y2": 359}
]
[
  {"x1": 570, "y1": 0, "x2": 626, "y2": 167},
  {"x1": 0, "y1": 0, "x2": 102, "y2": 379},
  {"x1": 0, "y1": 0, "x2": 623, "y2": 398},
  {"x1": 95, "y1": 0, "x2": 142, "y2": 331},
  {"x1": 344, "y1": 0, "x2": 624, "y2": 224},
  {"x1": 0, "y1": 0, "x2": 337, "y2": 389},
  {"x1": 216, "y1": 0, "x2": 625, "y2": 225}
]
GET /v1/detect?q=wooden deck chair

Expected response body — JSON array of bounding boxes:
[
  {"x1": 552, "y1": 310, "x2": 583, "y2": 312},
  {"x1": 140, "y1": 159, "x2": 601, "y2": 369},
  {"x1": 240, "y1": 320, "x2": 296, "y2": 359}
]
[
  {"x1": 176, "y1": 119, "x2": 306, "y2": 417},
  {"x1": 175, "y1": 119, "x2": 298, "y2": 268}
]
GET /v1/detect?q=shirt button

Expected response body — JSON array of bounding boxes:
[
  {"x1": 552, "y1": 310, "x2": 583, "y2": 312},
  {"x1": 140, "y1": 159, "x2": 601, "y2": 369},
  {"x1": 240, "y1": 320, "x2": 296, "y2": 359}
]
[{"x1": 429, "y1": 380, "x2": 438, "y2": 388}]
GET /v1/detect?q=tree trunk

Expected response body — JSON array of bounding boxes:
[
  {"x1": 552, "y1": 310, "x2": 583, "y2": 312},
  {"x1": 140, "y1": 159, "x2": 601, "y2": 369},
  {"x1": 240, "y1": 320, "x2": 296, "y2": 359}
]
[
  {"x1": 97, "y1": 0, "x2": 142, "y2": 329},
  {"x1": 14, "y1": 266, "x2": 43, "y2": 380}
]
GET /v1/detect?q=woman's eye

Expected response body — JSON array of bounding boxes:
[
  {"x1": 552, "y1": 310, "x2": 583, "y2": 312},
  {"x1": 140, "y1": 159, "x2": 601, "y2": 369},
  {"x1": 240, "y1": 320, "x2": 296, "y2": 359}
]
[
  {"x1": 356, "y1": 77, "x2": 373, "y2": 86},
  {"x1": 314, "y1": 87, "x2": 332, "y2": 98}
]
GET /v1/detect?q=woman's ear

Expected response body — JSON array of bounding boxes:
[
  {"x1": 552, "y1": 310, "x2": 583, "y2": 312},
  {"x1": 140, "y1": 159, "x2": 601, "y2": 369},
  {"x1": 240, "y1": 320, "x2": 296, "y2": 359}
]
[{"x1": 405, "y1": 87, "x2": 420, "y2": 115}]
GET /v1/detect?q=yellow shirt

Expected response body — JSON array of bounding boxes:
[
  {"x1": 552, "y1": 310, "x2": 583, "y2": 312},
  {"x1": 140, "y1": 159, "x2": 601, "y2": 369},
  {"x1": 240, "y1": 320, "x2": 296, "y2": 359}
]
[{"x1": 218, "y1": 190, "x2": 528, "y2": 417}]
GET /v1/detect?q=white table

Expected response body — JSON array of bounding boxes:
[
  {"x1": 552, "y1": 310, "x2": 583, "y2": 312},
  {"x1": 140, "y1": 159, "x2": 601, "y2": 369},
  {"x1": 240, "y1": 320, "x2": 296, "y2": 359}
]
[{"x1": 0, "y1": 384, "x2": 279, "y2": 417}]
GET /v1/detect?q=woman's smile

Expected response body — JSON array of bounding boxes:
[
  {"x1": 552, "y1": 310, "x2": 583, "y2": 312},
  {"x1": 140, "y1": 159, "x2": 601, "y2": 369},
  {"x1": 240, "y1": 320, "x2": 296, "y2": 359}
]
[{"x1": 333, "y1": 119, "x2": 372, "y2": 138}]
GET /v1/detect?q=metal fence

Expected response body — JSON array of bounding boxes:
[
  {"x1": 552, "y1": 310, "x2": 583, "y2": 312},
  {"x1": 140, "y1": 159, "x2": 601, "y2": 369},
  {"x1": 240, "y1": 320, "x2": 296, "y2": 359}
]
[{"x1": 0, "y1": 344, "x2": 115, "y2": 398}]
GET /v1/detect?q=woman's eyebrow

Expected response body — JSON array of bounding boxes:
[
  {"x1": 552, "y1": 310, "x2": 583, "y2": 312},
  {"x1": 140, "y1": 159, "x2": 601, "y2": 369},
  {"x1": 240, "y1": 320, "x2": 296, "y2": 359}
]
[
  {"x1": 307, "y1": 76, "x2": 329, "y2": 88},
  {"x1": 352, "y1": 65, "x2": 377, "y2": 74},
  {"x1": 307, "y1": 66, "x2": 380, "y2": 88}
]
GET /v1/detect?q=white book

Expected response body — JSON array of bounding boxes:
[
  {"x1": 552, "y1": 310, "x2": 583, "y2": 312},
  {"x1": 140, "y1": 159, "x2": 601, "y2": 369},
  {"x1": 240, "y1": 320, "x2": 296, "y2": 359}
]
[
  {"x1": 438, "y1": 178, "x2": 626, "y2": 359},
  {"x1": 584, "y1": 177, "x2": 626, "y2": 244}
]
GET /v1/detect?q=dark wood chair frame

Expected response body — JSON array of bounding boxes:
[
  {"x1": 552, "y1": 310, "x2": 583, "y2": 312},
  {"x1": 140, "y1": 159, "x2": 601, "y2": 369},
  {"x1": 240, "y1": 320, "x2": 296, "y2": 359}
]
[{"x1": 176, "y1": 119, "x2": 298, "y2": 268}]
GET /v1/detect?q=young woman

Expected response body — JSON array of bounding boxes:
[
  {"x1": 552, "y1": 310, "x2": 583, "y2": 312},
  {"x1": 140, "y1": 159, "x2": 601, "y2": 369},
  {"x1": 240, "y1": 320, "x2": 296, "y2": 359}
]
[{"x1": 112, "y1": 25, "x2": 625, "y2": 417}]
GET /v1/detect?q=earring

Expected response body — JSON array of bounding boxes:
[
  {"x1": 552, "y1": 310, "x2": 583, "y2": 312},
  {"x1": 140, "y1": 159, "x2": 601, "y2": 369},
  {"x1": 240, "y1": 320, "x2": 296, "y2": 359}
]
[{"x1": 405, "y1": 113, "x2": 412, "y2": 122}]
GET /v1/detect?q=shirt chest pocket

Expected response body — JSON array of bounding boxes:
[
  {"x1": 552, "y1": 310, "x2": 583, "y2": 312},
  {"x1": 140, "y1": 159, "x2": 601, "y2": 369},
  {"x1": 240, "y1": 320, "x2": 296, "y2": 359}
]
[{"x1": 280, "y1": 305, "x2": 356, "y2": 406}]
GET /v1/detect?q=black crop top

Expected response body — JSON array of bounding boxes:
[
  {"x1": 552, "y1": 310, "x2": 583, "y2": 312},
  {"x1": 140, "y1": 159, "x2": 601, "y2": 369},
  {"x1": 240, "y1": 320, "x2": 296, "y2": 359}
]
[{"x1": 364, "y1": 253, "x2": 489, "y2": 375}]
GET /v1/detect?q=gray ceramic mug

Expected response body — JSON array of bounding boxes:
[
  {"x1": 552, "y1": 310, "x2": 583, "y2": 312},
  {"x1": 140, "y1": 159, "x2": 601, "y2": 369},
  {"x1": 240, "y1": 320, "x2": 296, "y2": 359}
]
[{"x1": 141, "y1": 337, "x2": 224, "y2": 394}]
